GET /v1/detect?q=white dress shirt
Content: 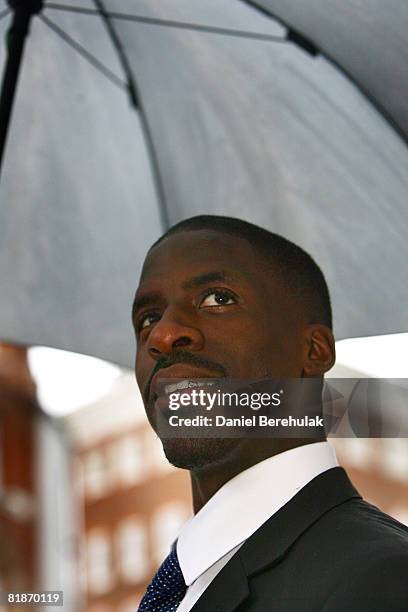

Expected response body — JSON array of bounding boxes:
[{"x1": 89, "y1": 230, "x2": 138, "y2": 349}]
[{"x1": 176, "y1": 441, "x2": 339, "y2": 612}]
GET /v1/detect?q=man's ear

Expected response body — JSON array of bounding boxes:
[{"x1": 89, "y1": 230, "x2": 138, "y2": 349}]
[{"x1": 302, "y1": 324, "x2": 336, "y2": 376}]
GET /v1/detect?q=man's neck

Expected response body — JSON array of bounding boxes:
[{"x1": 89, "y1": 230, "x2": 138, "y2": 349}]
[{"x1": 189, "y1": 438, "x2": 324, "y2": 514}]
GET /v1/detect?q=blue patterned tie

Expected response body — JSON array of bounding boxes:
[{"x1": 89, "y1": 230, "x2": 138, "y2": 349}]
[{"x1": 138, "y1": 543, "x2": 187, "y2": 611}]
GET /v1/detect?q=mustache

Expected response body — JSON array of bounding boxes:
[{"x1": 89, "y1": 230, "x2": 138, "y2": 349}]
[{"x1": 143, "y1": 350, "x2": 227, "y2": 403}]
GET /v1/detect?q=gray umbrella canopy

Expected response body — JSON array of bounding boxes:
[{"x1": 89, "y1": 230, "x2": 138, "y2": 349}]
[
  {"x1": 0, "y1": 0, "x2": 407, "y2": 368},
  {"x1": 248, "y1": 0, "x2": 408, "y2": 140}
]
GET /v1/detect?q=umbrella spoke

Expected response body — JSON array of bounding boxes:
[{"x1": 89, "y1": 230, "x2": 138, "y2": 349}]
[
  {"x1": 44, "y1": 3, "x2": 287, "y2": 44},
  {"x1": 39, "y1": 13, "x2": 128, "y2": 92}
]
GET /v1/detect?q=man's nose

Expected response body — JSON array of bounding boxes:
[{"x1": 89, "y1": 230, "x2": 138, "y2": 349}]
[{"x1": 147, "y1": 309, "x2": 204, "y2": 358}]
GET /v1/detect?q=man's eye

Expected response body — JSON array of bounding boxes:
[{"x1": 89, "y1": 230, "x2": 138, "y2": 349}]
[
  {"x1": 138, "y1": 313, "x2": 160, "y2": 331},
  {"x1": 199, "y1": 290, "x2": 237, "y2": 308}
]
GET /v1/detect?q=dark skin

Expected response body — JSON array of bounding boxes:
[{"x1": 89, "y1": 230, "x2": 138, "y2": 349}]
[{"x1": 133, "y1": 229, "x2": 335, "y2": 513}]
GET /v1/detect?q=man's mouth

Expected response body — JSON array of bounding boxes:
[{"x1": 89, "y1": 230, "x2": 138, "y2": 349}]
[
  {"x1": 163, "y1": 379, "x2": 215, "y2": 394},
  {"x1": 149, "y1": 364, "x2": 224, "y2": 404}
]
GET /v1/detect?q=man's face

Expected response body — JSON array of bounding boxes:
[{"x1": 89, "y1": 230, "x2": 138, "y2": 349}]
[{"x1": 133, "y1": 229, "x2": 307, "y2": 469}]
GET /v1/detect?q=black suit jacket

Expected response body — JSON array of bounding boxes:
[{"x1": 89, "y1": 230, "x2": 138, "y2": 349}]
[{"x1": 190, "y1": 467, "x2": 408, "y2": 612}]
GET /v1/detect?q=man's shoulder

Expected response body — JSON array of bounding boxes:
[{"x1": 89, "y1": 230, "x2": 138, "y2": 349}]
[
  {"x1": 239, "y1": 497, "x2": 408, "y2": 611},
  {"x1": 301, "y1": 498, "x2": 408, "y2": 610},
  {"x1": 241, "y1": 467, "x2": 408, "y2": 572},
  {"x1": 288, "y1": 493, "x2": 408, "y2": 580},
  {"x1": 315, "y1": 495, "x2": 408, "y2": 553},
  {"x1": 290, "y1": 496, "x2": 408, "y2": 594}
]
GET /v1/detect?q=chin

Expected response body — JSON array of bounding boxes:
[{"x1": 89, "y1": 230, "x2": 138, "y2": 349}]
[{"x1": 161, "y1": 437, "x2": 241, "y2": 470}]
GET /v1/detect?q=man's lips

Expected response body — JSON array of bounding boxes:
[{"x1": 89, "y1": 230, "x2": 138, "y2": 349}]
[{"x1": 150, "y1": 364, "x2": 223, "y2": 400}]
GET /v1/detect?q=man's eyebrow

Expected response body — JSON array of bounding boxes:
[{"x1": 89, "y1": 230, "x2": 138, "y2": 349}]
[
  {"x1": 181, "y1": 271, "x2": 231, "y2": 290},
  {"x1": 132, "y1": 291, "x2": 162, "y2": 316},
  {"x1": 132, "y1": 271, "x2": 233, "y2": 315}
]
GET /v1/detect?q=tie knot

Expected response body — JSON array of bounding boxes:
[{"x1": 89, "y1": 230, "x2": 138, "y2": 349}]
[{"x1": 138, "y1": 546, "x2": 187, "y2": 611}]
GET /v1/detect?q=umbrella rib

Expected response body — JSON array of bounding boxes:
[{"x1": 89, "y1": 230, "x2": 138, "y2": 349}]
[
  {"x1": 43, "y1": 3, "x2": 287, "y2": 44},
  {"x1": 91, "y1": 0, "x2": 138, "y2": 108},
  {"x1": 93, "y1": 0, "x2": 171, "y2": 232},
  {"x1": 39, "y1": 14, "x2": 128, "y2": 92}
]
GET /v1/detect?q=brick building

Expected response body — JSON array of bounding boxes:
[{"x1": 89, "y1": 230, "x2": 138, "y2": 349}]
[
  {"x1": 66, "y1": 374, "x2": 191, "y2": 612},
  {"x1": 0, "y1": 345, "x2": 38, "y2": 595}
]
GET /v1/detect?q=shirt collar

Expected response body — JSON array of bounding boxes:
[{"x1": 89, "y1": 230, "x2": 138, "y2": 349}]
[{"x1": 177, "y1": 441, "x2": 338, "y2": 586}]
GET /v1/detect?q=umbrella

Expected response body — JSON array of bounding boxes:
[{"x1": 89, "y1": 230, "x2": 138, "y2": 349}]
[{"x1": 0, "y1": 0, "x2": 407, "y2": 368}]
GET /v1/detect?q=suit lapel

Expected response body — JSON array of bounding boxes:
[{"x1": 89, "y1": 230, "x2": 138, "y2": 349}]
[
  {"x1": 190, "y1": 550, "x2": 250, "y2": 612},
  {"x1": 240, "y1": 467, "x2": 360, "y2": 577},
  {"x1": 190, "y1": 467, "x2": 360, "y2": 611}
]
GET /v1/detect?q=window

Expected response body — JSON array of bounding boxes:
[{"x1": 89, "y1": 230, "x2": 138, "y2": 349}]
[
  {"x1": 83, "y1": 449, "x2": 109, "y2": 498},
  {"x1": 116, "y1": 517, "x2": 149, "y2": 583},
  {"x1": 110, "y1": 435, "x2": 144, "y2": 486},
  {"x1": 144, "y1": 429, "x2": 174, "y2": 475},
  {"x1": 332, "y1": 438, "x2": 373, "y2": 469},
  {"x1": 380, "y1": 439, "x2": 408, "y2": 482},
  {"x1": 86, "y1": 529, "x2": 113, "y2": 595},
  {"x1": 151, "y1": 503, "x2": 190, "y2": 564},
  {"x1": 390, "y1": 505, "x2": 408, "y2": 527},
  {"x1": 74, "y1": 456, "x2": 85, "y2": 499}
]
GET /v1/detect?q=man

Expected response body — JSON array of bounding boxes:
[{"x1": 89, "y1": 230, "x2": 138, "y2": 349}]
[{"x1": 133, "y1": 215, "x2": 408, "y2": 611}]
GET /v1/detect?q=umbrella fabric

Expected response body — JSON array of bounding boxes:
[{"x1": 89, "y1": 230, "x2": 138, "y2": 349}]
[
  {"x1": 247, "y1": 0, "x2": 408, "y2": 141},
  {"x1": 0, "y1": 0, "x2": 407, "y2": 368},
  {"x1": 0, "y1": 1, "x2": 162, "y2": 367}
]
